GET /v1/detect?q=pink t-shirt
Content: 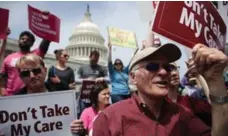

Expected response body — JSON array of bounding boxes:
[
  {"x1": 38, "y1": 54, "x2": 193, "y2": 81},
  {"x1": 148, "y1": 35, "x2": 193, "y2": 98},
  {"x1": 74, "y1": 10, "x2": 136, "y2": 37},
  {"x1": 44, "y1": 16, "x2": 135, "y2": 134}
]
[
  {"x1": 1, "y1": 49, "x2": 45, "y2": 96},
  {"x1": 80, "y1": 107, "x2": 99, "y2": 132}
]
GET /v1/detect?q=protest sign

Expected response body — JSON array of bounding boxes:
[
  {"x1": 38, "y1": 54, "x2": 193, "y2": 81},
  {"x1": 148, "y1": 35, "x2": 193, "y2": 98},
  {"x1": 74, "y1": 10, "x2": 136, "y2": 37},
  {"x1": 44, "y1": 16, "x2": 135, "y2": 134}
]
[
  {"x1": 28, "y1": 5, "x2": 60, "y2": 42},
  {"x1": 80, "y1": 80, "x2": 96, "y2": 104},
  {"x1": 152, "y1": 1, "x2": 226, "y2": 51},
  {"x1": 107, "y1": 27, "x2": 137, "y2": 49},
  {"x1": 0, "y1": 8, "x2": 9, "y2": 39},
  {"x1": 0, "y1": 91, "x2": 77, "y2": 136}
]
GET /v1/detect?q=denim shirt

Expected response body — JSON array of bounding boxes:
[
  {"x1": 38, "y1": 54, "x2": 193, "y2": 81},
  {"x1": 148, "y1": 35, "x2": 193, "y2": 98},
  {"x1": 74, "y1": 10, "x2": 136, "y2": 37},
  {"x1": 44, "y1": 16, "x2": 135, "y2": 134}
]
[{"x1": 108, "y1": 62, "x2": 129, "y2": 95}]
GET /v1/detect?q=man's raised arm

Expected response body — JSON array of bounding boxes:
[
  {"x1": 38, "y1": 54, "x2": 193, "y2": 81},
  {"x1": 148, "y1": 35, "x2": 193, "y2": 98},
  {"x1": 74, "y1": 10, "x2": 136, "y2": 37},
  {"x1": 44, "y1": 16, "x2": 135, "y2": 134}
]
[
  {"x1": 192, "y1": 44, "x2": 228, "y2": 136},
  {"x1": 39, "y1": 39, "x2": 51, "y2": 55}
]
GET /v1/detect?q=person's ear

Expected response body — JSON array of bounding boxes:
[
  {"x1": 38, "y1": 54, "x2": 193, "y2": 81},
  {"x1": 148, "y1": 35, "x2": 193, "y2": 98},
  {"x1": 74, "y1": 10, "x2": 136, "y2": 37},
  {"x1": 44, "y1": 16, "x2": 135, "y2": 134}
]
[{"x1": 129, "y1": 71, "x2": 137, "y2": 85}]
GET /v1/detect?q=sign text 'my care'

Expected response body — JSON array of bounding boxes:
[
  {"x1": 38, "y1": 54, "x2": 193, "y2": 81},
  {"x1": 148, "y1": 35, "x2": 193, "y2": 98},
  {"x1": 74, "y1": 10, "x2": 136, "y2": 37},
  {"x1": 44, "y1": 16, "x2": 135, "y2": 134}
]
[
  {"x1": 0, "y1": 104, "x2": 69, "y2": 136},
  {"x1": 180, "y1": 1, "x2": 225, "y2": 49}
]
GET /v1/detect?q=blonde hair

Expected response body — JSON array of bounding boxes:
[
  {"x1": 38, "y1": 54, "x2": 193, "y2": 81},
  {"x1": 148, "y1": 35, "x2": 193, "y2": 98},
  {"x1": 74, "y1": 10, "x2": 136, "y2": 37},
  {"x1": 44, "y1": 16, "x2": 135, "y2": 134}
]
[{"x1": 16, "y1": 54, "x2": 45, "y2": 69}]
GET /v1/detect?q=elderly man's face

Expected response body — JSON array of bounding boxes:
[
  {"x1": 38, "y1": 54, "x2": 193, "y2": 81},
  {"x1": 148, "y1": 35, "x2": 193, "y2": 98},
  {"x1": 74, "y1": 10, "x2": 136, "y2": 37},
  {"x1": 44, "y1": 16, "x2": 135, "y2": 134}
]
[
  {"x1": 18, "y1": 61, "x2": 46, "y2": 91},
  {"x1": 130, "y1": 55, "x2": 171, "y2": 97}
]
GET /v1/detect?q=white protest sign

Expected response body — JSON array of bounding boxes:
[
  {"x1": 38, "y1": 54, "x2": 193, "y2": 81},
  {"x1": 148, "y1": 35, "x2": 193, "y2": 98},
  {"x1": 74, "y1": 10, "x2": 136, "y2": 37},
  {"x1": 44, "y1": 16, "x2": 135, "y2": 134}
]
[
  {"x1": 0, "y1": 91, "x2": 77, "y2": 136},
  {"x1": 218, "y1": 1, "x2": 228, "y2": 42}
]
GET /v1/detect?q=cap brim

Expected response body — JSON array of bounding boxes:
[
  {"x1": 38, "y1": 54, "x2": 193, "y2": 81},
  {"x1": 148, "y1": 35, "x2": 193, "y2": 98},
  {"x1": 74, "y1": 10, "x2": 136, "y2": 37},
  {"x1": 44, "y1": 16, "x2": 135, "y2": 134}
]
[
  {"x1": 129, "y1": 43, "x2": 181, "y2": 71},
  {"x1": 155, "y1": 43, "x2": 182, "y2": 63}
]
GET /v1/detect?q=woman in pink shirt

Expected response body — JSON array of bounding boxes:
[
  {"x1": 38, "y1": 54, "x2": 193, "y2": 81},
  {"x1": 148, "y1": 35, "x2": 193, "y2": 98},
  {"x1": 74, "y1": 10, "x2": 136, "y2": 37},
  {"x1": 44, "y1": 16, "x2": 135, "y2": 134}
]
[{"x1": 70, "y1": 82, "x2": 110, "y2": 136}]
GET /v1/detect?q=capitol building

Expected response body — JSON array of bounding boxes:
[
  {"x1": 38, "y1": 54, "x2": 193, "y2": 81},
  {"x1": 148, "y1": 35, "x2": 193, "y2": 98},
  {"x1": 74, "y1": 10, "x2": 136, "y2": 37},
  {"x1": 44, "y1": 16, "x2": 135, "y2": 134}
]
[{"x1": 0, "y1": 5, "x2": 108, "y2": 79}]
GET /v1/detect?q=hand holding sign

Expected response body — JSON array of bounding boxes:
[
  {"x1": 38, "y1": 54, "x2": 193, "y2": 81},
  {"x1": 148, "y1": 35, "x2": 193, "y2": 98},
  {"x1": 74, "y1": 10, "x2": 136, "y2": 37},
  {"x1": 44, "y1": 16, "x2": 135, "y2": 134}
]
[
  {"x1": 192, "y1": 44, "x2": 228, "y2": 80},
  {"x1": 70, "y1": 120, "x2": 85, "y2": 134},
  {"x1": 42, "y1": 11, "x2": 50, "y2": 15},
  {"x1": 95, "y1": 77, "x2": 105, "y2": 83},
  {"x1": 40, "y1": 10, "x2": 50, "y2": 20},
  {"x1": 69, "y1": 82, "x2": 76, "y2": 89}
]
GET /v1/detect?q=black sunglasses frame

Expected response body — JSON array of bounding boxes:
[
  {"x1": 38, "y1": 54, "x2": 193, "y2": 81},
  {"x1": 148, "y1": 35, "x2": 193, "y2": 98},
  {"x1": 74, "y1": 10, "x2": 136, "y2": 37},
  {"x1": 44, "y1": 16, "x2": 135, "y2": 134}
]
[
  {"x1": 137, "y1": 63, "x2": 175, "y2": 72},
  {"x1": 63, "y1": 54, "x2": 70, "y2": 58},
  {"x1": 19, "y1": 67, "x2": 42, "y2": 78},
  {"x1": 115, "y1": 63, "x2": 122, "y2": 66},
  {"x1": 169, "y1": 65, "x2": 180, "y2": 71}
]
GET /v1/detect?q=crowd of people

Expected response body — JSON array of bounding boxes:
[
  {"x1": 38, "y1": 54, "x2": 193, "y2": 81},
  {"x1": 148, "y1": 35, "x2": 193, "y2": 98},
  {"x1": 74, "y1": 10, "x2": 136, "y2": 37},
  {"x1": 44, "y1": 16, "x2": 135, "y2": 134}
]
[{"x1": 0, "y1": 26, "x2": 228, "y2": 136}]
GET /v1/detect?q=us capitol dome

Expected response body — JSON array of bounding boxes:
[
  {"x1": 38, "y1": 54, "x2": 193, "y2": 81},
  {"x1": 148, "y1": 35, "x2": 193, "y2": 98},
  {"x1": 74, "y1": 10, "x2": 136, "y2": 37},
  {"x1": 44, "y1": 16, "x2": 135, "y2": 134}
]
[
  {"x1": 0, "y1": 5, "x2": 108, "y2": 81},
  {"x1": 66, "y1": 5, "x2": 108, "y2": 65}
]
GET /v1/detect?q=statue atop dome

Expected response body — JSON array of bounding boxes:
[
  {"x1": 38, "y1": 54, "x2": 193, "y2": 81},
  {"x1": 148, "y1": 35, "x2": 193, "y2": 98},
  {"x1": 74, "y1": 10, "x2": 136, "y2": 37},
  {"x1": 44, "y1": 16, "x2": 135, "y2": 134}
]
[
  {"x1": 84, "y1": 4, "x2": 91, "y2": 22},
  {"x1": 87, "y1": 4, "x2": 90, "y2": 13}
]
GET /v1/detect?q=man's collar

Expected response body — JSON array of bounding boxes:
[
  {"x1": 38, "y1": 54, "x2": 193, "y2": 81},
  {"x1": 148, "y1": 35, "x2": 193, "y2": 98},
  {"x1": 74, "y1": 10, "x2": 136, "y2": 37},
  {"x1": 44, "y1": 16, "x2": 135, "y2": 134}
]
[{"x1": 132, "y1": 93, "x2": 177, "y2": 121}]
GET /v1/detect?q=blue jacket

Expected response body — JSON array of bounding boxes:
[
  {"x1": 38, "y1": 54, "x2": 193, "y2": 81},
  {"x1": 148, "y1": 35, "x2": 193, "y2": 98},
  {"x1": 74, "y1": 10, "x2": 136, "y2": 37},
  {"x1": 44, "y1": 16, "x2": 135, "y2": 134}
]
[{"x1": 108, "y1": 62, "x2": 129, "y2": 95}]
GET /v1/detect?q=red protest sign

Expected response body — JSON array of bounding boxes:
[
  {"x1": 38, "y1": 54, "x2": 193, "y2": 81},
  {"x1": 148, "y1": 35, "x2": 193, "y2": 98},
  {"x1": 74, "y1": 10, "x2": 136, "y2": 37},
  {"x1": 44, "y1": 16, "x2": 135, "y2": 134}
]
[
  {"x1": 152, "y1": 1, "x2": 226, "y2": 51},
  {"x1": 0, "y1": 8, "x2": 9, "y2": 39},
  {"x1": 28, "y1": 5, "x2": 60, "y2": 42},
  {"x1": 80, "y1": 80, "x2": 96, "y2": 104}
]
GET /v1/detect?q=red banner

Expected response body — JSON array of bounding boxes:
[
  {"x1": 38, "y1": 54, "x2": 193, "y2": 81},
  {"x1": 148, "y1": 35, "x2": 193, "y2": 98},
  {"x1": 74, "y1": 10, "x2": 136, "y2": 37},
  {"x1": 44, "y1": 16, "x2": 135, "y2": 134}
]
[
  {"x1": 152, "y1": 1, "x2": 226, "y2": 51},
  {"x1": 28, "y1": 5, "x2": 60, "y2": 42},
  {"x1": 80, "y1": 80, "x2": 96, "y2": 104},
  {"x1": 0, "y1": 8, "x2": 9, "y2": 39}
]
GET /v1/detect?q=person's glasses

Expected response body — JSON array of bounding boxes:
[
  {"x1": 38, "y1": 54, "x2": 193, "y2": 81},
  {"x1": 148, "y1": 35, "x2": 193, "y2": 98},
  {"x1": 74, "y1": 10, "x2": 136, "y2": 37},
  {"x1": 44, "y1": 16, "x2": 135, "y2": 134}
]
[
  {"x1": 139, "y1": 63, "x2": 175, "y2": 72},
  {"x1": 115, "y1": 63, "x2": 122, "y2": 66},
  {"x1": 169, "y1": 65, "x2": 180, "y2": 71},
  {"x1": 63, "y1": 54, "x2": 69, "y2": 58},
  {"x1": 19, "y1": 68, "x2": 42, "y2": 78}
]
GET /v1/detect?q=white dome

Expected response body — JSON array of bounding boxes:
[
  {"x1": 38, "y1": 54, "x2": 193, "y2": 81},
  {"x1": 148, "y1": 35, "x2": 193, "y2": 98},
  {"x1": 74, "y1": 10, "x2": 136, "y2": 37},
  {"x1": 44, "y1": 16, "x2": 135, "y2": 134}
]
[
  {"x1": 74, "y1": 21, "x2": 101, "y2": 34},
  {"x1": 66, "y1": 5, "x2": 107, "y2": 66}
]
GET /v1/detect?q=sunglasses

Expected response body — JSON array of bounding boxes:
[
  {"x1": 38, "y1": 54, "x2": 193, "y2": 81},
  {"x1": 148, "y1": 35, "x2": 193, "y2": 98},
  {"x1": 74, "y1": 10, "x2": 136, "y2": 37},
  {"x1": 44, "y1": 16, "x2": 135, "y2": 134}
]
[
  {"x1": 138, "y1": 63, "x2": 176, "y2": 72},
  {"x1": 115, "y1": 63, "x2": 122, "y2": 66},
  {"x1": 63, "y1": 54, "x2": 69, "y2": 58},
  {"x1": 170, "y1": 65, "x2": 180, "y2": 71},
  {"x1": 19, "y1": 67, "x2": 42, "y2": 78}
]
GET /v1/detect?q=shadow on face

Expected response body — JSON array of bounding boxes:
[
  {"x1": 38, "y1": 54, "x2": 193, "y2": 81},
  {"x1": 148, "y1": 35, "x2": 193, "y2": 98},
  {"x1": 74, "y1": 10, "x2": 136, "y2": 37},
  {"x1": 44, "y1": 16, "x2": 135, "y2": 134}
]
[
  {"x1": 98, "y1": 88, "x2": 110, "y2": 105},
  {"x1": 59, "y1": 50, "x2": 69, "y2": 63},
  {"x1": 130, "y1": 54, "x2": 171, "y2": 98},
  {"x1": 19, "y1": 35, "x2": 34, "y2": 51},
  {"x1": 90, "y1": 54, "x2": 99, "y2": 65},
  {"x1": 19, "y1": 61, "x2": 47, "y2": 91},
  {"x1": 114, "y1": 59, "x2": 123, "y2": 71},
  {"x1": 170, "y1": 64, "x2": 180, "y2": 86}
]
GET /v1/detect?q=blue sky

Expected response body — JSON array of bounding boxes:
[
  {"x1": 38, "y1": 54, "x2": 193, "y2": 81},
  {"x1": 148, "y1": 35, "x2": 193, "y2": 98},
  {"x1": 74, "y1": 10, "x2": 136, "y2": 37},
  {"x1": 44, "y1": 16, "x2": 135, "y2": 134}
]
[{"x1": 0, "y1": 1, "x2": 190, "y2": 77}]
